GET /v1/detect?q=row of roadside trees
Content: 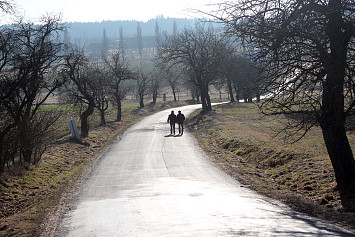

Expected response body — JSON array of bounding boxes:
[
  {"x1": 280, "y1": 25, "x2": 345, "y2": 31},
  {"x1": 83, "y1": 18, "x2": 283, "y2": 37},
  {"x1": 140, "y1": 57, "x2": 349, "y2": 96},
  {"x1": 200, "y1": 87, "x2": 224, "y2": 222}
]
[
  {"x1": 205, "y1": 0, "x2": 355, "y2": 210},
  {"x1": 156, "y1": 25, "x2": 260, "y2": 112},
  {"x1": 0, "y1": 11, "x2": 267, "y2": 174},
  {"x1": 0, "y1": 14, "x2": 197, "y2": 172},
  {"x1": 4, "y1": 0, "x2": 355, "y2": 213},
  {"x1": 157, "y1": 0, "x2": 355, "y2": 211}
]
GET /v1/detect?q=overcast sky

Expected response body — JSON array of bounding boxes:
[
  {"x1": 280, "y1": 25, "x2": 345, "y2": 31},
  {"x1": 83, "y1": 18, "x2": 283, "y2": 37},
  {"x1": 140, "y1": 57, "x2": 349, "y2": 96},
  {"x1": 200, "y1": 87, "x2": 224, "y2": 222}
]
[{"x1": 5, "y1": 0, "x2": 220, "y2": 22}]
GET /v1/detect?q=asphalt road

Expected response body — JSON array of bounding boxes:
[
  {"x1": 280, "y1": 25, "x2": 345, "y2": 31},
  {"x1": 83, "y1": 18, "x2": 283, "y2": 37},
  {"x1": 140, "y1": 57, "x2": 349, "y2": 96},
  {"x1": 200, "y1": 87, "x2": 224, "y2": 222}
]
[{"x1": 55, "y1": 104, "x2": 354, "y2": 236}]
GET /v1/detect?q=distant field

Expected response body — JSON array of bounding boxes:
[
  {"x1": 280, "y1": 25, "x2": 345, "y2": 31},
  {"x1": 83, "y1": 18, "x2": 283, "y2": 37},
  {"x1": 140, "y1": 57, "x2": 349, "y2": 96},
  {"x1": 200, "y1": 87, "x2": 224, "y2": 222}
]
[{"x1": 187, "y1": 102, "x2": 355, "y2": 230}]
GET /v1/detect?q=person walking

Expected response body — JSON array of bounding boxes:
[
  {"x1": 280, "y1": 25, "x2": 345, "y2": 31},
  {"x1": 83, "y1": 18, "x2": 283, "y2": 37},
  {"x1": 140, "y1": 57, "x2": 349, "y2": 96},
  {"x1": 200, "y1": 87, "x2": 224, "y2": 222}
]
[
  {"x1": 177, "y1": 110, "x2": 185, "y2": 135},
  {"x1": 167, "y1": 110, "x2": 177, "y2": 135}
]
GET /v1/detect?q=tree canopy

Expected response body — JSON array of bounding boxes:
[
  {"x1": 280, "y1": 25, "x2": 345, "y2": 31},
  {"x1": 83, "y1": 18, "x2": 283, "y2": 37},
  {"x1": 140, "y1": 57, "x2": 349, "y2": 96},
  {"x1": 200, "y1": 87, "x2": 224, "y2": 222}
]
[{"x1": 210, "y1": 0, "x2": 355, "y2": 209}]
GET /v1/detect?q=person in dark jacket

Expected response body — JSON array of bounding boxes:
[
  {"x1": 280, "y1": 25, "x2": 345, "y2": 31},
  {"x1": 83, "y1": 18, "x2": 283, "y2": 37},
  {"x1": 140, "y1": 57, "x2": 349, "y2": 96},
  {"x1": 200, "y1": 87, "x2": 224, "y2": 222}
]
[
  {"x1": 167, "y1": 110, "x2": 177, "y2": 135},
  {"x1": 176, "y1": 110, "x2": 185, "y2": 135}
]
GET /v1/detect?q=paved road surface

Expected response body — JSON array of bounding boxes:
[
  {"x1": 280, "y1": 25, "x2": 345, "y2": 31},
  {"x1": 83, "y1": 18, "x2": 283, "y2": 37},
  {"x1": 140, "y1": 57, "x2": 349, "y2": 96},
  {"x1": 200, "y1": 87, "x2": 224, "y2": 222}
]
[{"x1": 55, "y1": 104, "x2": 353, "y2": 236}]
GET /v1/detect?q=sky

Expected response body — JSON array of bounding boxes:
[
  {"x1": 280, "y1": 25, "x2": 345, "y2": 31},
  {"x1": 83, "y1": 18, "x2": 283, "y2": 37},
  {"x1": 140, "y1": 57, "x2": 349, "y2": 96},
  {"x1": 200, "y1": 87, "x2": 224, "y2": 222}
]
[{"x1": 5, "y1": 0, "x2": 221, "y2": 23}]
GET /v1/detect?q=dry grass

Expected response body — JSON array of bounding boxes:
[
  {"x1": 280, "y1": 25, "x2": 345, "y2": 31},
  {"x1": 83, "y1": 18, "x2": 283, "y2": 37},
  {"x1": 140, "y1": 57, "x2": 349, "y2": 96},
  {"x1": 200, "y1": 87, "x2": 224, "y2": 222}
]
[
  {"x1": 186, "y1": 102, "x2": 355, "y2": 231},
  {"x1": 0, "y1": 101, "x2": 189, "y2": 237}
]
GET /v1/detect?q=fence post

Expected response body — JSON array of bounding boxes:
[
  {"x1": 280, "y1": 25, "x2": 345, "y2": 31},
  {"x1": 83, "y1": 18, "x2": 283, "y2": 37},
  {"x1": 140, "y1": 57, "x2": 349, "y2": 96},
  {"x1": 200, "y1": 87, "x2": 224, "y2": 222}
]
[{"x1": 68, "y1": 120, "x2": 80, "y2": 139}]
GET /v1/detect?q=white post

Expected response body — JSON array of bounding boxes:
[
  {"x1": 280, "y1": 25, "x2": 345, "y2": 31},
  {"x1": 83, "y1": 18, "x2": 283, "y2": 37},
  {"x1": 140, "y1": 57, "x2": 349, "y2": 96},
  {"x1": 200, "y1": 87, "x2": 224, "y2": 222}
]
[{"x1": 68, "y1": 120, "x2": 80, "y2": 139}]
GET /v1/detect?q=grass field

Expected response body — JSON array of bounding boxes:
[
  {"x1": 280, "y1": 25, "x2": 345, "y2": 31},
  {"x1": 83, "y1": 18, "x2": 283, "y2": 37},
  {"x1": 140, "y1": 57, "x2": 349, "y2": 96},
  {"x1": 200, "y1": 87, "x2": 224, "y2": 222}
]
[{"x1": 186, "y1": 102, "x2": 355, "y2": 231}]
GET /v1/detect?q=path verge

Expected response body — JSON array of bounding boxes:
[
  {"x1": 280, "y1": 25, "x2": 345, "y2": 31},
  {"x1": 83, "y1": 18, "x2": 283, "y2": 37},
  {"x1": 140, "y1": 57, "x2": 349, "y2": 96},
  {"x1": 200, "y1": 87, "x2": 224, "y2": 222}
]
[
  {"x1": 0, "y1": 101, "x2": 188, "y2": 237},
  {"x1": 186, "y1": 102, "x2": 355, "y2": 231}
]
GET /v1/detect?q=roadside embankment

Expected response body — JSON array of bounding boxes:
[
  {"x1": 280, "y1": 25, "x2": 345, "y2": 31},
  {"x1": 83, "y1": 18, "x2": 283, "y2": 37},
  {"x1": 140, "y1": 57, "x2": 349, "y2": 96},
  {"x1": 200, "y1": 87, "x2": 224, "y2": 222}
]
[
  {"x1": 186, "y1": 102, "x2": 355, "y2": 231},
  {"x1": 0, "y1": 101, "x2": 188, "y2": 237}
]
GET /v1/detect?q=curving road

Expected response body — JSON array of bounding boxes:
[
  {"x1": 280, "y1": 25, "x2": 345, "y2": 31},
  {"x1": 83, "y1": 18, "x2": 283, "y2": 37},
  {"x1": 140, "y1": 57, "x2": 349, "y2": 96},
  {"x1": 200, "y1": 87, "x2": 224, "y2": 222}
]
[{"x1": 55, "y1": 104, "x2": 353, "y2": 236}]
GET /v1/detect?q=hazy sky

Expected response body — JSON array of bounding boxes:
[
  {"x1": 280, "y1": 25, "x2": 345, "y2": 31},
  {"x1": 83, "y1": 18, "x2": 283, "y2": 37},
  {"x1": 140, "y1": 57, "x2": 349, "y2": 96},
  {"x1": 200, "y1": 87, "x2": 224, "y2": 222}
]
[{"x1": 7, "y1": 0, "x2": 220, "y2": 22}]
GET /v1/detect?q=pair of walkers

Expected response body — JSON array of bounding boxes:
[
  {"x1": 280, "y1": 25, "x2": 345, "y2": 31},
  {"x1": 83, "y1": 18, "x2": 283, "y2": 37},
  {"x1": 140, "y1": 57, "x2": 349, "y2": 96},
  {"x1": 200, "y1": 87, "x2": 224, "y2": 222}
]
[{"x1": 167, "y1": 110, "x2": 185, "y2": 135}]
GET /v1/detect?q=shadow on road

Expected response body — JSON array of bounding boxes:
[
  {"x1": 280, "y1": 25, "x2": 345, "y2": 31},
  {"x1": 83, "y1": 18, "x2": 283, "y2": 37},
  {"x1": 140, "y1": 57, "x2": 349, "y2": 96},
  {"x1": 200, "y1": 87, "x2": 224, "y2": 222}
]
[
  {"x1": 255, "y1": 199, "x2": 354, "y2": 236},
  {"x1": 164, "y1": 134, "x2": 182, "y2": 137}
]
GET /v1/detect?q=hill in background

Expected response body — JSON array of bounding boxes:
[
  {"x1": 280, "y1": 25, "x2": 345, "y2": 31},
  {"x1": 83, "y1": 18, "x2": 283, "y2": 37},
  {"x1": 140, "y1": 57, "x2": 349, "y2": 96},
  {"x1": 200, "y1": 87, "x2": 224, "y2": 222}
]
[{"x1": 66, "y1": 16, "x2": 216, "y2": 60}]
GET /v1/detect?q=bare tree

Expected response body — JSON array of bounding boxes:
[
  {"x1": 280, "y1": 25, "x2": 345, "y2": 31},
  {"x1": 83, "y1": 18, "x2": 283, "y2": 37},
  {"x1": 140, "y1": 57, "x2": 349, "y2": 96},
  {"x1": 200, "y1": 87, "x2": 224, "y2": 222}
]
[
  {"x1": 211, "y1": 0, "x2": 355, "y2": 209},
  {"x1": 0, "y1": 0, "x2": 14, "y2": 14},
  {"x1": 90, "y1": 64, "x2": 110, "y2": 126},
  {"x1": 167, "y1": 68, "x2": 181, "y2": 102},
  {"x1": 217, "y1": 43, "x2": 237, "y2": 102},
  {"x1": 63, "y1": 46, "x2": 95, "y2": 137},
  {"x1": 0, "y1": 16, "x2": 65, "y2": 170},
  {"x1": 136, "y1": 69, "x2": 149, "y2": 108},
  {"x1": 231, "y1": 55, "x2": 260, "y2": 103},
  {"x1": 104, "y1": 51, "x2": 134, "y2": 121},
  {"x1": 158, "y1": 25, "x2": 227, "y2": 111},
  {"x1": 155, "y1": 61, "x2": 181, "y2": 102},
  {"x1": 0, "y1": 26, "x2": 12, "y2": 73},
  {"x1": 149, "y1": 69, "x2": 163, "y2": 105}
]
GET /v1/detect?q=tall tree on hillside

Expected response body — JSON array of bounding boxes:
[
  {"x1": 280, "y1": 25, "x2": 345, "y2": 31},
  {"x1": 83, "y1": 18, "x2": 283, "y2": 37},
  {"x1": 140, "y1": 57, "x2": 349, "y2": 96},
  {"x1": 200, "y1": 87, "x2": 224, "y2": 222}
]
[
  {"x1": 155, "y1": 21, "x2": 161, "y2": 55},
  {"x1": 101, "y1": 28, "x2": 109, "y2": 61},
  {"x1": 211, "y1": 0, "x2": 355, "y2": 209},
  {"x1": 173, "y1": 21, "x2": 178, "y2": 36},
  {"x1": 137, "y1": 23, "x2": 143, "y2": 59},
  {"x1": 63, "y1": 28, "x2": 71, "y2": 48},
  {"x1": 155, "y1": 21, "x2": 161, "y2": 43},
  {"x1": 119, "y1": 26, "x2": 125, "y2": 60}
]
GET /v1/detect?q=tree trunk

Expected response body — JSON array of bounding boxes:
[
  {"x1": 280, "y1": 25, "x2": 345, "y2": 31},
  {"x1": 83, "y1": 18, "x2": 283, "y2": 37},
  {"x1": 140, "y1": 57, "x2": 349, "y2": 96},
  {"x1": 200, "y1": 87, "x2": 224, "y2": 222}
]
[
  {"x1": 116, "y1": 97, "x2": 122, "y2": 122},
  {"x1": 80, "y1": 103, "x2": 94, "y2": 137},
  {"x1": 319, "y1": 0, "x2": 355, "y2": 210},
  {"x1": 321, "y1": 123, "x2": 355, "y2": 210},
  {"x1": 172, "y1": 86, "x2": 177, "y2": 101},
  {"x1": 0, "y1": 142, "x2": 4, "y2": 173},
  {"x1": 199, "y1": 82, "x2": 212, "y2": 111},
  {"x1": 233, "y1": 83, "x2": 240, "y2": 102},
  {"x1": 139, "y1": 95, "x2": 144, "y2": 108},
  {"x1": 194, "y1": 88, "x2": 200, "y2": 103},
  {"x1": 22, "y1": 148, "x2": 32, "y2": 164},
  {"x1": 152, "y1": 91, "x2": 157, "y2": 105},
  {"x1": 206, "y1": 92, "x2": 212, "y2": 111},
  {"x1": 227, "y1": 79, "x2": 235, "y2": 102},
  {"x1": 99, "y1": 109, "x2": 106, "y2": 126},
  {"x1": 320, "y1": 68, "x2": 355, "y2": 210},
  {"x1": 0, "y1": 129, "x2": 12, "y2": 173},
  {"x1": 200, "y1": 89, "x2": 208, "y2": 111},
  {"x1": 256, "y1": 94, "x2": 261, "y2": 103}
]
